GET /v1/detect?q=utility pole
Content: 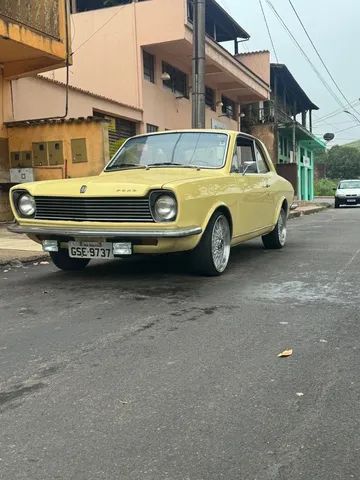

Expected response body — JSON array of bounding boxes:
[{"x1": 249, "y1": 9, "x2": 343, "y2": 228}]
[{"x1": 192, "y1": 0, "x2": 206, "y2": 128}]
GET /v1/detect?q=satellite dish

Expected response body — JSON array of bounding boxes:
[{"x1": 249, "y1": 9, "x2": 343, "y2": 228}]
[{"x1": 323, "y1": 133, "x2": 335, "y2": 142}]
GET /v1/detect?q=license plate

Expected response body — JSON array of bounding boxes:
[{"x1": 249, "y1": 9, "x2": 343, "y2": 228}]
[
  {"x1": 68, "y1": 241, "x2": 114, "y2": 259},
  {"x1": 347, "y1": 199, "x2": 356, "y2": 203}
]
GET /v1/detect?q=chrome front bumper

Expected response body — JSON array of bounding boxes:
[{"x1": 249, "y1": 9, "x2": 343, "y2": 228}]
[{"x1": 8, "y1": 223, "x2": 202, "y2": 238}]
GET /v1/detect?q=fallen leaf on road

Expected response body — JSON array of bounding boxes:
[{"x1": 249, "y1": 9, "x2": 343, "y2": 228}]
[
  {"x1": 278, "y1": 348, "x2": 293, "y2": 358},
  {"x1": 296, "y1": 392, "x2": 304, "y2": 397}
]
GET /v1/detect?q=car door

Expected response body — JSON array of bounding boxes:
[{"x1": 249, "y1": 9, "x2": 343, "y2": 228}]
[
  {"x1": 229, "y1": 135, "x2": 270, "y2": 238},
  {"x1": 253, "y1": 141, "x2": 277, "y2": 228}
]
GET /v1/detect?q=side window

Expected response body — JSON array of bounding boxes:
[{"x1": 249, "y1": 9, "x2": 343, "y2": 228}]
[
  {"x1": 236, "y1": 136, "x2": 257, "y2": 173},
  {"x1": 255, "y1": 144, "x2": 270, "y2": 173}
]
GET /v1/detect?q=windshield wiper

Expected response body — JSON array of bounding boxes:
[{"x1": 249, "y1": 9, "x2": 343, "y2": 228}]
[
  {"x1": 106, "y1": 164, "x2": 147, "y2": 171},
  {"x1": 148, "y1": 163, "x2": 199, "y2": 168}
]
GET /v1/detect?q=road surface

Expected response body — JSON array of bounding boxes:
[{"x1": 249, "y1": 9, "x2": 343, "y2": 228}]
[{"x1": 0, "y1": 207, "x2": 359, "y2": 480}]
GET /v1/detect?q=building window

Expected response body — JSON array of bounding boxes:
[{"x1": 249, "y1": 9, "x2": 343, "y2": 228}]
[
  {"x1": 143, "y1": 51, "x2": 155, "y2": 83},
  {"x1": 162, "y1": 62, "x2": 188, "y2": 98},
  {"x1": 147, "y1": 124, "x2": 158, "y2": 133},
  {"x1": 222, "y1": 96, "x2": 237, "y2": 120},
  {"x1": 205, "y1": 87, "x2": 216, "y2": 111},
  {"x1": 93, "y1": 110, "x2": 137, "y2": 157}
]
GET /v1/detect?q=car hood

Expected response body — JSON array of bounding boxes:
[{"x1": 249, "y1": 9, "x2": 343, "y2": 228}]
[
  {"x1": 336, "y1": 188, "x2": 360, "y2": 195},
  {"x1": 17, "y1": 168, "x2": 219, "y2": 198}
]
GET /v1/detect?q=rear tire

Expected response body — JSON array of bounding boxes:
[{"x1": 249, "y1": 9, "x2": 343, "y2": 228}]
[
  {"x1": 190, "y1": 212, "x2": 231, "y2": 276},
  {"x1": 50, "y1": 249, "x2": 90, "y2": 271},
  {"x1": 262, "y1": 208, "x2": 287, "y2": 249}
]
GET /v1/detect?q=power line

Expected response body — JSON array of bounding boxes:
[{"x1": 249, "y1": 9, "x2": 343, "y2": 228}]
[
  {"x1": 266, "y1": 0, "x2": 350, "y2": 115},
  {"x1": 314, "y1": 99, "x2": 360, "y2": 124},
  {"x1": 287, "y1": 0, "x2": 360, "y2": 124},
  {"x1": 334, "y1": 123, "x2": 360, "y2": 135},
  {"x1": 71, "y1": 5, "x2": 126, "y2": 55},
  {"x1": 258, "y1": 0, "x2": 279, "y2": 62}
]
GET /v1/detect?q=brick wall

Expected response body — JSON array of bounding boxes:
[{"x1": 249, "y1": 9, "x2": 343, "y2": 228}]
[{"x1": 248, "y1": 124, "x2": 278, "y2": 164}]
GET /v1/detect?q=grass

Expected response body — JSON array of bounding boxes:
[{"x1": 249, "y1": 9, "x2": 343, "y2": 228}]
[{"x1": 315, "y1": 178, "x2": 338, "y2": 196}]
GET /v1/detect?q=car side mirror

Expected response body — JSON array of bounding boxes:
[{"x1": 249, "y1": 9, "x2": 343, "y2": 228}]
[{"x1": 242, "y1": 161, "x2": 255, "y2": 176}]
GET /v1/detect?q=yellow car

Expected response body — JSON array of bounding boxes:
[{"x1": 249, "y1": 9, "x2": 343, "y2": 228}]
[{"x1": 8, "y1": 130, "x2": 294, "y2": 276}]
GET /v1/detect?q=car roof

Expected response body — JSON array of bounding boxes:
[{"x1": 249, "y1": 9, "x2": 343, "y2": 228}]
[
  {"x1": 339, "y1": 179, "x2": 360, "y2": 182},
  {"x1": 131, "y1": 129, "x2": 256, "y2": 141}
]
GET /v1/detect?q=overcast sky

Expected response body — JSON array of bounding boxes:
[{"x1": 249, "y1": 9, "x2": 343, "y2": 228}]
[{"x1": 222, "y1": 0, "x2": 360, "y2": 145}]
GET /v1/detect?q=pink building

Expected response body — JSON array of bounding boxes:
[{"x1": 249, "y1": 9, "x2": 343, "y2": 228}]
[{"x1": 11, "y1": 0, "x2": 270, "y2": 156}]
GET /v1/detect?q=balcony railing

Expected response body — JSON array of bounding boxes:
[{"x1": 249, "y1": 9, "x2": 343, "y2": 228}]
[
  {"x1": 242, "y1": 102, "x2": 294, "y2": 128},
  {"x1": 0, "y1": 0, "x2": 60, "y2": 39}
]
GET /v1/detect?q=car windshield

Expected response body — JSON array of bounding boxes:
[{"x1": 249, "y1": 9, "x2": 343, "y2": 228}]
[
  {"x1": 105, "y1": 132, "x2": 229, "y2": 171},
  {"x1": 339, "y1": 180, "x2": 360, "y2": 189}
]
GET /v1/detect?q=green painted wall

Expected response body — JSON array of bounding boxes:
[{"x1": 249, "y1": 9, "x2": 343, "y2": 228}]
[{"x1": 278, "y1": 133, "x2": 316, "y2": 201}]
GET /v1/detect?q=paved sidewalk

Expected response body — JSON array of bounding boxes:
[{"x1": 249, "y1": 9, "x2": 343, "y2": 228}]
[
  {"x1": 0, "y1": 224, "x2": 47, "y2": 266},
  {"x1": 0, "y1": 201, "x2": 331, "y2": 265}
]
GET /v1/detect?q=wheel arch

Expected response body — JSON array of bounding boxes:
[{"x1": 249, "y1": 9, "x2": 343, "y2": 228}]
[
  {"x1": 273, "y1": 196, "x2": 289, "y2": 225},
  {"x1": 202, "y1": 203, "x2": 233, "y2": 237}
]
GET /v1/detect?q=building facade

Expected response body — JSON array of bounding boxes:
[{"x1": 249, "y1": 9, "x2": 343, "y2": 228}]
[
  {"x1": 0, "y1": 0, "x2": 70, "y2": 220},
  {"x1": 38, "y1": 0, "x2": 270, "y2": 151},
  {"x1": 242, "y1": 64, "x2": 326, "y2": 201}
]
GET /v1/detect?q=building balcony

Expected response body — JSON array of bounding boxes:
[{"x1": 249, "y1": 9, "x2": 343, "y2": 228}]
[
  {"x1": 136, "y1": 0, "x2": 270, "y2": 104},
  {"x1": 242, "y1": 101, "x2": 294, "y2": 127},
  {"x1": 0, "y1": 0, "x2": 70, "y2": 78}
]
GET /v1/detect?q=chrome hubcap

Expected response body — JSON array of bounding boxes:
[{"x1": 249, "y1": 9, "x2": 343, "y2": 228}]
[
  {"x1": 211, "y1": 215, "x2": 231, "y2": 272},
  {"x1": 278, "y1": 211, "x2": 287, "y2": 246}
]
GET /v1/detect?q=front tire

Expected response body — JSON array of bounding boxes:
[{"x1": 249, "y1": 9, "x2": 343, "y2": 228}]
[
  {"x1": 334, "y1": 199, "x2": 340, "y2": 209},
  {"x1": 50, "y1": 249, "x2": 90, "y2": 271},
  {"x1": 191, "y1": 212, "x2": 231, "y2": 276},
  {"x1": 262, "y1": 208, "x2": 287, "y2": 249}
]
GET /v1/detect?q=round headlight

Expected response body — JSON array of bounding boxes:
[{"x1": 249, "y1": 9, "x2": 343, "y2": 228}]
[
  {"x1": 154, "y1": 194, "x2": 177, "y2": 222},
  {"x1": 18, "y1": 193, "x2": 36, "y2": 217}
]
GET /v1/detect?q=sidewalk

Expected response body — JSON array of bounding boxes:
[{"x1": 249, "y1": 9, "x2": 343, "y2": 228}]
[
  {"x1": 0, "y1": 202, "x2": 331, "y2": 266},
  {"x1": 0, "y1": 225, "x2": 48, "y2": 266}
]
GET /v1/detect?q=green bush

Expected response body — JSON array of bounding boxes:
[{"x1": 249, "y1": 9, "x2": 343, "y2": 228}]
[{"x1": 314, "y1": 178, "x2": 338, "y2": 196}]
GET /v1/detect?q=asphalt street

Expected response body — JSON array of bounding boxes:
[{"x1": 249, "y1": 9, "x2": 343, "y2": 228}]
[{"x1": 0, "y1": 207, "x2": 359, "y2": 480}]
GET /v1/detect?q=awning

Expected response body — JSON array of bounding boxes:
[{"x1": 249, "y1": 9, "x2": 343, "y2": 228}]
[{"x1": 278, "y1": 122, "x2": 326, "y2": 150}]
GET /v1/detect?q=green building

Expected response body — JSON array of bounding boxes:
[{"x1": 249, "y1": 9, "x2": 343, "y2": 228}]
[{"x1": 242, "y1": 63, "x2": 326, "y2": 201}]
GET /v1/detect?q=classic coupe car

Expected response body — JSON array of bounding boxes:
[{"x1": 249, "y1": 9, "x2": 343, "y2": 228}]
[{"x1": 9, "y1": 130, "x2": 294, "y2": 275}]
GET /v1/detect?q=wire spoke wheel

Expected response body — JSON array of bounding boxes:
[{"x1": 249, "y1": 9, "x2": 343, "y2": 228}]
[{"x1": 211, "y1": 215, "x2": 231, "y2": 273}]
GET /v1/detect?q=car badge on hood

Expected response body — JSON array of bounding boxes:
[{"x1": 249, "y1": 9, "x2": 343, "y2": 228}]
[{"x1": 80, "y1": 185, "x2": 87, "y2": 194}]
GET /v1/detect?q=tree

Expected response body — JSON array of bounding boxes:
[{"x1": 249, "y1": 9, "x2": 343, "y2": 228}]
[
  {"x1": 327, "y1": 146, "x2": 360, "y2": 179},
  {"x1": 315, "y1": 146, "x2": 360, "y2": 179}
]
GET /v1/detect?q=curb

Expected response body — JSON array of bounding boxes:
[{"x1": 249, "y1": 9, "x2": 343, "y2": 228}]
[
  {"x1": 289, "y1": 204, "x2": 330, "y2": 220},
  {"x1": 0, "y1": 252, "x2": 49, "y2": 267}
]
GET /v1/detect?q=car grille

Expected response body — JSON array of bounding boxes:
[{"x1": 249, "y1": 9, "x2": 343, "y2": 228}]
[{"x1": 34, "y1": 196, "x2": 154, "y2": 223}]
